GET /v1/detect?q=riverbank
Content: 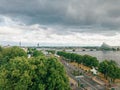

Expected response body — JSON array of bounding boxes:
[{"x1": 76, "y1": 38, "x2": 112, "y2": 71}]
[{"x1": 70, "y1": 61, "x2": 120, "y2": 89}]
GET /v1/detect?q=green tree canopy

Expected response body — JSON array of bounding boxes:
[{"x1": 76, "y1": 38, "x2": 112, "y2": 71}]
[
  {"x1": 0, "y1": 56, "x2": 71, "y2": 90},
  {"x1": 32, "y1": 50, "x2": 44, "y2": 57},
  {"x1": 57, "y1": 51, "x2": 99, "y2": 67},
  {"x1": 0, "y1": 46, "x2": 27, "y2": 65},
  {"x1": 46, "y1": 50, "x2": 55, "y2": 54},
  {"x1": 98, "y1": 60, "x2": 120, "y2": 82}
]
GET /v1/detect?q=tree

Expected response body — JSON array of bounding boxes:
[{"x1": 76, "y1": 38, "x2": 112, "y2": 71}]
[
  {"x1": 98, "y1": 60, "x2": 109, "y2": 79},
  {"x1": 57, "y1": 51, "x2": 99, "y2": 68},
  {"x1": 0, "y1": 46, "x2": 27, "y2": 65},
  {"x1": 33, "y1": 50, "x2": 44, "y2": 57},
  {"x1": 0, "y1": 56, "x2": 71, "y2": 90},
  {"x1": 0, "y1": 46, "x2": 3, "y2": 52},
  {"x1": 98, "y1": 60, "x2": 120, "y2": 83},
  {"x1": 107, "y1": 61, "x2": 120, "y2": 83},
  {"x1": 46, "y1": 50, "x2": 55, "y2": 55},
  {"x1": 82, "y1": 55, "x2": 99, "y2": 68},
  {"x1": 45, "y1": 58, "x2": 71, "y2": 90},
  {"x1": 27, "y1": 48, "x2": 36, "y2": 54}
]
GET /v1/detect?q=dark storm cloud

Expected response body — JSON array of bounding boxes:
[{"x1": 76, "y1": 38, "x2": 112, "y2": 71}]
[
  {"x1": 0, "y1": 0, "x2": 120, "y2": 33},
  {"x1": 0, "y1": 0, "x2": 67, "y2": 24}
]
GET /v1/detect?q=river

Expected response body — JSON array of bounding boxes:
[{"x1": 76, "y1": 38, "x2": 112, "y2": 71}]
[{"x1": 69, "y1": 51, "x2": 120, "y2": 65}]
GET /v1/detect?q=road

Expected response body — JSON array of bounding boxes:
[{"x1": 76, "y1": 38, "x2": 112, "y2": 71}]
[{"x1": 60, "y1": 59, "x2": 106, "y2": 90}]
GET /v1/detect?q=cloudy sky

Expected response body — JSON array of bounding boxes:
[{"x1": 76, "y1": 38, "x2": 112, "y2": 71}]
[{"x1": 0, "y1": 0, "x2": 120, "y2": 46}]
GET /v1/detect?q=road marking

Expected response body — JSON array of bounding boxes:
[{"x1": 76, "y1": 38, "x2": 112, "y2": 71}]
[{"x1": 80, "y1": 78, "x2": 98, "y2": 90}]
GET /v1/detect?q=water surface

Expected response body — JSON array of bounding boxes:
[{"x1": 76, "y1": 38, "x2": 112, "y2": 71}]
[{"x1": 71, "y1": 51, "x2": 120, "y2": 65}]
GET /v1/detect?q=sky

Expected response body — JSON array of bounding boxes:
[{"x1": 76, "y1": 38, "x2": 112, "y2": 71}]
[{"x1": 0, "y1": 0, "x2": 120, "y2": 46}]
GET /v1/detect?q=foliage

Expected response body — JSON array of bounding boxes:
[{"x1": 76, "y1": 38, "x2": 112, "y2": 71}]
[
  {"x1": 57, "y1": 51, "x2": 99, "y2": 67},
  {"x1": 0, "y1": 57, "x2": 70, "y2": 90},
  {"x1": 27, "y1": 48, "x2": 36, "y2": 54},
  {"x1": 82, "y1": 55, "x2": 99, "y2": 67},
  {"x1": 98, "y1": 60, "x2": 120, "y2": 82},
  {"x1": 33, "y1": 50, "x2": 44, "y2": 57},
  {"x1": 0, "y1": 46, "x2": 27, "y2": 65},
  {"x1": 57, "y1": 51, "x2": 120, "y2": 82},
  {"x1": 46, "y1": 50, "x2": 55, "y2": 54}
]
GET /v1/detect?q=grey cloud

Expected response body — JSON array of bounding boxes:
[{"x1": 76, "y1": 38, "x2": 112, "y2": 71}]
[{"x1": 0, "y1": 0, "x2": 120, "y2": 35}]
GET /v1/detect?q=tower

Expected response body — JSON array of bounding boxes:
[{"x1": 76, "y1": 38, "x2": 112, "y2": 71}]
[
  {"x1": 19, "y1": 41, "x2": 21, "y2": 47},
  {"x1": 37, "y1": 43, "x2": 39, "y2": 47}
]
